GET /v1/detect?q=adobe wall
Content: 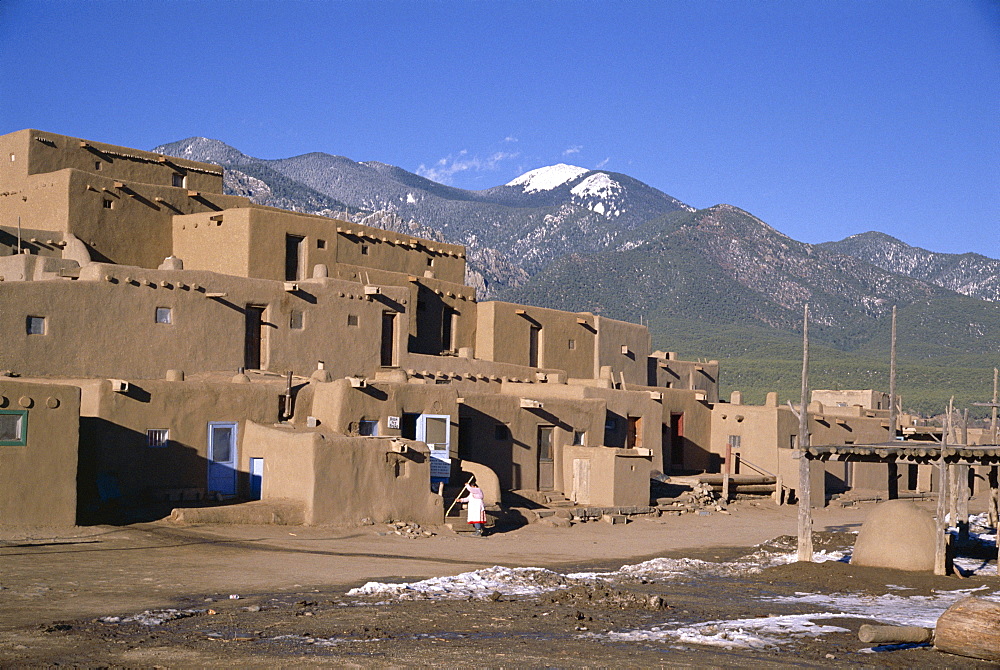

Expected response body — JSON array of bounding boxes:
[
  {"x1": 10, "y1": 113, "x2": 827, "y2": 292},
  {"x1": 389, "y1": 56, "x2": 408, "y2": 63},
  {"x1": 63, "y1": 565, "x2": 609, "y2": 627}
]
[
  {"x1": 562, "y1": 445, "x2": 652, "y2": 507},
  {"x1": 0, "y1": 130, "x2": 32, "y2": 191},
  {"x1": 0, "y1": 265, "x2": 410, "y2": 380},
  {"x1": 594, "y1": 315, "x2": 651, "y2": 386},
  {"x1": 10, "y1": 129, "x2": 224, "y2": 193},
  {"x1": 458, "y1": 390, "x2": 606, "y2": 491},
  {"x1": 650, "y1": 351, "x2": 720, "y2": 403},
  {"x1": 475, "y1": 302, "x2": 598, "y2": 377},
  {"x1": 308, "y1": 379, "x2": 459, "y2": 451},
  {"x1": 333, "y1": 222, "x2": 466, "y2": 286},
  {"x1": 241, "y1": 423, "x2": 443, "y2": 525},
  {"x1": 77, "y1": 377, "x2": 282, "y2": 511},
  {"x1": 0, "y1": 169, "x2": 251, "y2": 268},
  {"x1": 0, "y1": 379, "x2": 79, "y2": 526}
]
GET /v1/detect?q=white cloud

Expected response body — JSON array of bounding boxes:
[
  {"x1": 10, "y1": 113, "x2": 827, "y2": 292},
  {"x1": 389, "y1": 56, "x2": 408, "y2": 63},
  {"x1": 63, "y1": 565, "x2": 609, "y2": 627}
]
[
  {"x1": 504, "y1": 136, "x2": 519, "y2": 143},
  {"x1": 417, "y1": 150, "x2": 519, "y2": 185},
  {"x1": 563, "y1": 145, "x2": 583, "y2": 156},
  {"x1": 596, "y1": 157, "x2": 610, "y2": 168}
]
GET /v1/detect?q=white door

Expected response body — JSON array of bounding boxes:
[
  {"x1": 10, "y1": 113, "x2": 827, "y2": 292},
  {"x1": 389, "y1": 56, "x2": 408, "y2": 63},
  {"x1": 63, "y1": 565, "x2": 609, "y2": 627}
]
[
  {"x1": 417, "y1": 414, "x2": 451, "y2": 482},
  {"x1": 207, "y1": 422, "x2": 238, "y2": 496}
]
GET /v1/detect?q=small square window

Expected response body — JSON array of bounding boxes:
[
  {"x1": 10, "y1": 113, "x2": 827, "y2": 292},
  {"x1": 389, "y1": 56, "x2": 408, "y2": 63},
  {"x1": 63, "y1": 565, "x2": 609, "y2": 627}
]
[
  {"x1": 573, "y1": 430, "x2": 586, "y2": 446},
  {"x1": 0, "y1": 410, "x2": 27, "y2": 446},
  {"x1": 494, "y1": 424, "x2": 509, "y2": 441},
  {"x1": 290, "y1": 310, "x2": 304, "y2": 329},
  {"x1": 146, "y1": 429, "x2": 169, "y2": 448},
  {"x1": 155, "y1": 307, "x2": 172, "y2": 324},
  {"x1": 172, "y1": 173, "x2": 186, "y2": 188},
  {"x1": 317, "y1": 239, "x2": 326, "y2": 249},
  {"x1": 9, "y1": 154, "x2": 14, "y2": 162},
  {"x1": 103, "y1": 198, "x2": 113, "y2": 209},
  {"x1": 359, "y1": 420, "x2": 378, "y2": 436},
  {"x1": 26, "y1": 316, "x2": 46, "y2": 335},
  {"x1": 568, "y1": 339, "x2": 576, "y2": 350},
  {"x1": 427, "y1": 257, "x2": 434, "y2": 266},
  {"x1": 360, "y1": 245, "x2": 369, "y2": 255},
  {"x1": 94, "y1": 161, "x2": 102, "y2": 170},
  {"x1": 347, "y1": 314, "x2": 359, "y2": 327}
]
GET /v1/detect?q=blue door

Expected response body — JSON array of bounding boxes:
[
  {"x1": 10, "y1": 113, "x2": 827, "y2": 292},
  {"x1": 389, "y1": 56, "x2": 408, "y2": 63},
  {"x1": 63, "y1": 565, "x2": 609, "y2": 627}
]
[{"x1": 207, "y1": 422, "x2": 238, "y2": 496}]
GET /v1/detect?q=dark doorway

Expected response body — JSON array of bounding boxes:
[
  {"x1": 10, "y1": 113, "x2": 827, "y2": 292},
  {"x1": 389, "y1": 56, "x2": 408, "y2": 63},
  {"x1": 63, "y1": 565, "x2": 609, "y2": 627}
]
[
  {"x1": 528, "y1": 324, "x2": 541, "y2": 368},
  {"x1": 244, "y1": 305, "x2": 266, "y2": 370},
  {"x1": 285, "y1": 234, "x2": 305, "y2": 281},
  {"x1": 669, "y1": 412, "x2": 685, "y2": 472},
  {"x1": 381, "y1": 311, "x2": 398, "y2": 367}
]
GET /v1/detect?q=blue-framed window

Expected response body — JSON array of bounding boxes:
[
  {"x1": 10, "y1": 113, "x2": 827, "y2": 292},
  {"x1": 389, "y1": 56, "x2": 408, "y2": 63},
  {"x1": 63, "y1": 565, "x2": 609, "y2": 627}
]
[{"x1": 0, "y1": 410, "x2": 27, "y2": 446}]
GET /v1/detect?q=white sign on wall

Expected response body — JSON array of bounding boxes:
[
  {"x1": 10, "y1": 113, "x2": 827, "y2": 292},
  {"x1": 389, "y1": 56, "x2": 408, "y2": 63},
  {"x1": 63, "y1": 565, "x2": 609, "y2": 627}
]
[{"x1": 387, "y1": 415, "x2": 400, "y2": 430}]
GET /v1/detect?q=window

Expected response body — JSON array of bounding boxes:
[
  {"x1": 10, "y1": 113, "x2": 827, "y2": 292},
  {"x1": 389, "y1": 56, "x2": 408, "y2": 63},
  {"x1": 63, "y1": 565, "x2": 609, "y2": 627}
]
[
  {"x1": 26, "y1": 316, "x2": 46, "y2": 335},
  {"x1": 494, "y1": 424, "x2": 509, "y2": 441},
  {"x1": 9, "y1": 154, "x2": 14, "y2": 162},
  {"x1": 427, "y1": 257, "x2": 434, "y2": 266},
  {"x1": 347, "y1": 314, "x2": 359, "y2": 327},
  {"x1": 289, "y1": 310, "x2": 304, "y2": 329},
  {"x1": 359, "y1": 420, "x2": 378, "y2": 436},
  {"x1": 0, "y1": 410, "x2": 27, "y2": 446},
  {"x1": 146, "y1": 429, "x2": 169, "y2": 448},
  {"x1": 572, "y1": 430, "x2": 586, "y2": 446},
  {"x1": 155, "y1": 307, "x2": 172, "y2": 324},
  {"x1": 172, "y1": 173, "x2": 186, "y2": 188},
  {"x1": 361, "y1": 245, "x2": 369, "y2": 255},
  {"x1": 728, "y1": 435, "x2": 741, "y2": 450},
  {"x1": 317, "y1": 239, "x2": 326, "y2": 249},
  {"x1": 568, "y1": 339, "x2": 576, "y2": 350},
  {"x1": 94, "y1": 161, "x2": 102, "y2": 171},
  {"x1": 103, "y1": 198, "x2": 113, "y2": 209}
]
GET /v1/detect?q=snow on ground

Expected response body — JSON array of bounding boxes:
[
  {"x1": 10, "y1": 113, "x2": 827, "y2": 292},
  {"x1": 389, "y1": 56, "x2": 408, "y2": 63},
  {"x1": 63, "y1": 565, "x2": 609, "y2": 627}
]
[
  {"x1": 347, "y1": 545, "x2": 848, "y2": 601},
  {"x1": 99, "y1": 609, "x2": 205, "y2": 626},
  {"x1": 769, "y1": 587, "x2": 1000, "y2": 628},
  {"x1": 595, "y1": 613, "x2": 850, "y2": 650},
  {"x1": 347, "y1": 565, "x2": 575, "y2": 600}
]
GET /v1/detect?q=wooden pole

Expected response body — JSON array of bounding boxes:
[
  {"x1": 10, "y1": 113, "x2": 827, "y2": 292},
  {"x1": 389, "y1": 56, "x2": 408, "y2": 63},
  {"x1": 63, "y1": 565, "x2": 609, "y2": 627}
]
[
  {"x1": 934, "y1": 406, "x2": 949, "y2": 576},
  {"x1": 992, "y1": 367, "x2": 998, "y2": 444},
  {"x1": 797, "y1": 303, "x2": 813, "y2": 563},
  {"x1": 887, "y1": 306, "x2": 898, "y2": 499}
]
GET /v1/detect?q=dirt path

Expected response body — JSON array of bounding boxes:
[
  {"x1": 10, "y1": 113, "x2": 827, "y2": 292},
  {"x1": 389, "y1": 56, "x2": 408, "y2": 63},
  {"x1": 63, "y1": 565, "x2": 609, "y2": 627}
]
[{"x1": 0, "y1": 500, "x2": 994, "y2": 666}]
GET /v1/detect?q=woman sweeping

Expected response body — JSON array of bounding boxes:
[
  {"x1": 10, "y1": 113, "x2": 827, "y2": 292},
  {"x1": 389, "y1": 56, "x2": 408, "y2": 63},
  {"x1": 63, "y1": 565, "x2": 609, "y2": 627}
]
[{"x1": 457, "y1": 479, "x2": 488, "y2": 536}]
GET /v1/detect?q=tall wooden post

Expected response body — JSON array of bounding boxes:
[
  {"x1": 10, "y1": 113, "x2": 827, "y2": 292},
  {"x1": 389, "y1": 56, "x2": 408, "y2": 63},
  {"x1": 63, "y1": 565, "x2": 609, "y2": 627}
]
[
  {"x1": 934, "y1": 411, "x2": 950, "y2": 576},
  {"x1": 887, "y1": 305, "x2": 899, "y2": 499},
  {"x1": 993, "y1": 368, "x2": 998, "y2": 444},
  {"x1": 797, "y1": 304, "x2": 813, "y2": 563}
]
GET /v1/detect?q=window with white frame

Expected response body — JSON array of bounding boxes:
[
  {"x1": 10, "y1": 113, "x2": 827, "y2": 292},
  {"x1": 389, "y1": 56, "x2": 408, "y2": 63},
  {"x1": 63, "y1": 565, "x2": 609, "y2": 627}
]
[{"x1": 155, "y1": 307, "x2": 172, "y2": 324}]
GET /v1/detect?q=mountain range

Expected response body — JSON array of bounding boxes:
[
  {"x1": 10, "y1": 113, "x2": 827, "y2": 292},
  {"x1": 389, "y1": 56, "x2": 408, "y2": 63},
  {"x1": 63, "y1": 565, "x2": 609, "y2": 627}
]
[{"x1": 153, "y1": 138, "x2": 1000, "y2": 416}]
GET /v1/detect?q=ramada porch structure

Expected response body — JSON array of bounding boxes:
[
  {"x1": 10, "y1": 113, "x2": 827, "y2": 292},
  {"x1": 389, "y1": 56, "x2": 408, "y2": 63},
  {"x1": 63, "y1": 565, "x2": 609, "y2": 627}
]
[{"x1": 797, "y1": 442, "x2": 1000, "y2": 575}]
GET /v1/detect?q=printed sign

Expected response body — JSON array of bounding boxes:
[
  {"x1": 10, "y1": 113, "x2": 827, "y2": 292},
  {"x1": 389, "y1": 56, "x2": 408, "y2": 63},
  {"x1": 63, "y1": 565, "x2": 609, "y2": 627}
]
[{"x1": 387, "y1": 415, "x2": 400, "y2": 430}]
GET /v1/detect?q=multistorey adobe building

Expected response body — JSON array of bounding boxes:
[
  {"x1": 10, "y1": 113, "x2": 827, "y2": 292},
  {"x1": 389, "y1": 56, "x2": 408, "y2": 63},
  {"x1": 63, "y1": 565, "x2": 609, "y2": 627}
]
[{"x1": 0, "y1": 129, "x2": 724, "y2": 527}]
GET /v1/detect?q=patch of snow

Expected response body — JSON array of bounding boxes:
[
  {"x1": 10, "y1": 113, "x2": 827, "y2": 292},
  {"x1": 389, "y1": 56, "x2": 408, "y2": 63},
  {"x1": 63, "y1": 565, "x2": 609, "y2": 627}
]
[
  {"x1": 570, "y1": 172, "x2": 620, "y2": 200},
  {"x1": 595, "y1": 613, "x2": 849, "y2": 649},
  {"x1": 768, "y1": 587, "x2": 1000, "y2": 628},
  {"x1": 406, "y1": 192, "x2": 416, "y2": 204},
  {"x1": 506, "y1": 164, "x2": 588, "y2": 193},
  {"x1": 98, "y1": 608, "x2": 205, "y2": 626},
  {"x1": 346, "y1": 565, "x2": 576, "y2": 600}
]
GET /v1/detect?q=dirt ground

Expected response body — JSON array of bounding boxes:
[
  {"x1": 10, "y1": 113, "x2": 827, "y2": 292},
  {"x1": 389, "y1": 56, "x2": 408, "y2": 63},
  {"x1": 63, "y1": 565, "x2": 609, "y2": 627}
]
[{"x1": 0, "y1": 498, "x2": 996, "y2": 667}]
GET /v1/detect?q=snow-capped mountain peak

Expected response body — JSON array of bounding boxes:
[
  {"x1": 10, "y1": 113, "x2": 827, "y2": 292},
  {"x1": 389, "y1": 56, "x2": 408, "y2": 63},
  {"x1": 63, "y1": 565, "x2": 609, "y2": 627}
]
[{"x1": 506, "y1": 164, "x2": 589, "y2": 193}]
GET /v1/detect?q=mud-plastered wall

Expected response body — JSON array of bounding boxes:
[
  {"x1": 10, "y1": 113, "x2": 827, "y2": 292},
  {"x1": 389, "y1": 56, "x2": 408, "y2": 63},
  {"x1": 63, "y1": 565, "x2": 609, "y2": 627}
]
[{"x1": 0, "y1": 380, "x2": 80, "y2": 526}]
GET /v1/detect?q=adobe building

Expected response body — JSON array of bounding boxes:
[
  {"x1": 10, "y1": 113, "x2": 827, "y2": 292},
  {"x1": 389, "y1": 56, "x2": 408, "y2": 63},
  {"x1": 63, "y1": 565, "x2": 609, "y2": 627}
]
[{"x1": 0, "y1": 129, "x2": 726, "y2": 527}]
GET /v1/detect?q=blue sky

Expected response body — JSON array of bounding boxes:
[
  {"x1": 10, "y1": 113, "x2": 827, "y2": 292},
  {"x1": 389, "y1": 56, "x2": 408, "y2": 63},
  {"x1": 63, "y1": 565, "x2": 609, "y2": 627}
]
[{"x1": 2, "y1": 0, "x2": 997, "y2": 256}]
